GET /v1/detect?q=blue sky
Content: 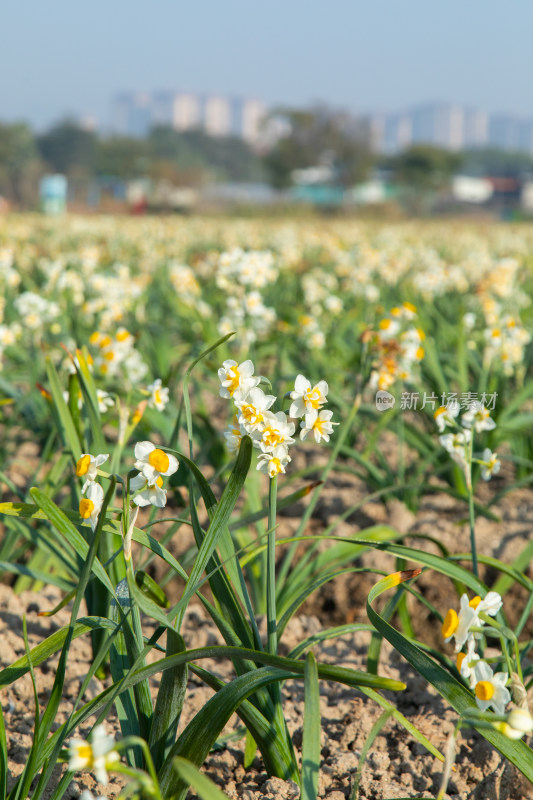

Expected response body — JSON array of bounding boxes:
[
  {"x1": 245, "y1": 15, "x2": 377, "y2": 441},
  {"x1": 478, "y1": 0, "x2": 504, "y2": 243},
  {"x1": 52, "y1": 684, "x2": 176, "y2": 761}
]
[{"x1": 2, "y1": 0, "x2": 532, "y2": 129}]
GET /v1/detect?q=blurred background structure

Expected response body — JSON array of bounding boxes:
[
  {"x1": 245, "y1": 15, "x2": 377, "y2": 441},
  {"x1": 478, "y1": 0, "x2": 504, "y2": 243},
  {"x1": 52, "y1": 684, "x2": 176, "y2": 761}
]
[{"x1": 2, "y1": 0, "x2": 533, "y2": 216}]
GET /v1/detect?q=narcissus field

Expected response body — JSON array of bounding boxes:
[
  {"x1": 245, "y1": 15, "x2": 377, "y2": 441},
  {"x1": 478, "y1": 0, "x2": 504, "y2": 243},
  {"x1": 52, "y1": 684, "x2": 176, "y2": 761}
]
[{"x1": 1, "y1": 214, "x2": 533, "y2": 800}]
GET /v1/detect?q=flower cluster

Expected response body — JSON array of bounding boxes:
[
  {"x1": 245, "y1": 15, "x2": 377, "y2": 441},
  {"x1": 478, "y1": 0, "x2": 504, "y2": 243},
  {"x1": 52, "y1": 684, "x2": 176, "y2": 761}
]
[
  {"x1": 130, "y1": 441, "x2": 179, "y2": 508},
  {"x1": 89, "y1": 327, "x2": 147, "y2": 385},
  {"x1": 436, "y1": 399, "x2": 499, "y2": 481},
  {"x1": 76, "y1": 452, "x2": 109, "y2": 531},
  {"x1": 219, "y1": 360, "x2": 337, "y2": 478},
  {"x1": 442, "y1": 592, "x2": 512, "y2": 715},
  {"x1": 368, "y1": 303, "x2": 425, "y2": 392}
]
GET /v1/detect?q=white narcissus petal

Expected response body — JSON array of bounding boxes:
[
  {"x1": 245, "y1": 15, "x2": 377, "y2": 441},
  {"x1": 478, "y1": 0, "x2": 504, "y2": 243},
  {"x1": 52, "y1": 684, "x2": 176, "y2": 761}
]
[
  {"x1": 134, "y1": 441, "x2": 155, "y2": 460},
  {"x1": 161, "y1": 452, "x2": 179, "y2": 476},
  {"x1": 294, "y1": 374, "x2": 310, "y2": 393}
]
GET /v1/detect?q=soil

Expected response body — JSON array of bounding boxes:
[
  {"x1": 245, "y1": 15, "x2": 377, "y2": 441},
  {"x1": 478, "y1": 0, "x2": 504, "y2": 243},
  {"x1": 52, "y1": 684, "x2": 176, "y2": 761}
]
[{"x1": 2, "y1": 436, "x2": 533, "y2": 799}]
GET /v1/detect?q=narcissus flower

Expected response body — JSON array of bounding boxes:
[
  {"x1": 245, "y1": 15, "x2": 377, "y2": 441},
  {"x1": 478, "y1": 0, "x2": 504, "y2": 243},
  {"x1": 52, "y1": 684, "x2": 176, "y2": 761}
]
[
  {"x1": 134, "y1": 441, "x2": 178, "y2": 483},
  {"x1": 433, "y1": 400, "x2": 460, "y2": 433},
  {"x1": 462, "y1": 402, "x2": 497, "y2": 432},
  {"x1": 76, "y1": 452, "x2": 109, "y2": 492},
  {"x1": 218, "y1": 359, "x2": 260, "y2": 400},
  {"x1": 289, "y1": 374, "x2": 328, "y2": 418},
  {"x1": 96, "y1": 390, "x2": 114, "y2": 414},
  {"x1": 253, "y1": 410, "x2": 295, "y2": 450},
  {"x1": 473, "y1": 661, "x2": 510, "y2": 715},
  {"x1": 147, "y1": 378, "x2": 169, "y2": 411},
  {"x1": 456, "y1": 638, "x2": 481, "y2": 688},
  {"x1": 481, "y1": 448, "x2": 501, "y2": 481},
  {"x1": 68, "y1": 724, "x2": 119, "y2": 785},
  {"x1": 299, "y1": 408, "x2": 338, "y2": 443},
  {"x1": 224, "y1": 415, "x2": 247, "y2": 454},
  {"x1": 235, "y1": 387, "x2": 276, "y2": 433},
  {"x1": 130, "y1": 473, "x2": 167, "y2": 507},
  {"x1": 256, "y1": 444, "x2": 291, "y2": 478},
  {"x1": 442, "y1": 592, "x2": 502, "y2": 652},
  {"x1": 79, "y1": 482, "x2": 104, "y2": 532}
]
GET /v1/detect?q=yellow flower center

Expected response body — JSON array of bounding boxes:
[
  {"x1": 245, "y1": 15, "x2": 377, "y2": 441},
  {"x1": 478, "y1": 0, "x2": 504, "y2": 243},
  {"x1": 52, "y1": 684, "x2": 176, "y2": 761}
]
[
  {"x1": 270, "y1": 457, "x2": 283, "y2": 474},
  {"x1": 305, "y1": 387, "x2": 322, "y2": 410},
  {"x1": 416, "y1": 346, "x2": 425, "y2": 360},
  {"x1": 314, "y1": 417, "x2": 326, "y2": 434},
  {"x1": 475, "y1": 680, "x2": 494, "y2": 701},
  {"x1": 456, "y1": 652, "x2": 466, "y2": 671},
  {"x1": 156, "y1": 476, "x2": 164, "y2": 488},
  {"x1": 154, "y1": 388, "x2": 162, "y2": 405},
  {"x1": 76, "y1": 454, "x2": 91, "y2": 476},
  {"x1": 469, "y1": 596, "x2": 482, "y2": 609},
  {"x1": 242, "y1": 404, "x2": 263, "y2": 426},
  {"x1": 263, "y1": 427, "x2": 282, "y2": 448},
  {"x1": 116, "y1": 329, "x2": 130, "y2": 342},
  {"x1": 441, "y1": 608, "x2": 459, "y2": 638},
  {"x1": 79, "y1": 498, "x2": 95, "y2": 519},
  {"x1": 75, "y1": 743, "x2": 94, "y2": 765},
  {"x1": 226, "y1": 366, "x2": 240, "y2": 396},
  {"x1": 99, "y1": 335, "x2": 112, "y2": 348},
  {"x1": 434, "y1": 406, "x2": 446, "y2": 419},
  {"x1": 104, "y1": 350, "x2": 115, "y2": 361},
  {"x1": 89, "y1": 331, "x2": 101, "y2": 345},
  {"x1": 390, "y1": 307, "x2": 401, "y2": 316},
  {"x1": 404, "y1": 301, "x2": 417, "y2": 313},
  {"x1": 148, "y1": 449, "x2": 170, "y2": 473},
  {"x1": 379, "y1": 318, "x2": 391, "y2": 330}
]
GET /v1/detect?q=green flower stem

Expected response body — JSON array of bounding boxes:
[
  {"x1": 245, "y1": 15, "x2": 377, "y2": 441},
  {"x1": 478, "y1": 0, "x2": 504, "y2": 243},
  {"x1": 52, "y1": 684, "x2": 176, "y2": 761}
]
[
  {"x1": 479, "y1": 614, "x2": 524, "y2": 683},
  {"x1": 278, "y1": 391, "x2": 361, "y2": 591},
  {"x1": 466, "y1": 432, "x2": 478, "y2": 579},
  {"x1": 266, "y1": 475, "x2": 278, "y2": 656},
  {"x1": 117, "y1": 735, "x2": 162, "y2": 799}
]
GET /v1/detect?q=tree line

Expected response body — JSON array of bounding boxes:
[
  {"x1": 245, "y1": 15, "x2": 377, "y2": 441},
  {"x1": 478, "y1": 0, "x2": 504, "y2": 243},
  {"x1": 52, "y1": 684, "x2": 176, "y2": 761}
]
[{"x1": 1, "y1": 108, "x2": 532, "y2": 209}]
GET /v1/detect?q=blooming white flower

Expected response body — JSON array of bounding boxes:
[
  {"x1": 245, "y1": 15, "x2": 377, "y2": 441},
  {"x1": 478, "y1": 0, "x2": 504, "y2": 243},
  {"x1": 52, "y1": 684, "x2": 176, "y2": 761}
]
[
  {"x1": 130, "y1": 473, "x2": 167, "y2": 508},
  {"x1": 442, "y1": 592, "x2": 502, "y2": 652},
  {"x1": 473, "y1": 661, "x2": 510, "y2": 715},
  {"x1": 134, "y1": 441, "x2": 178, "y2": 483},
  {"x1": 96, "y1": 389, "x2": 114, "y2": 414},
  {"x1": 224, "y1": 415, "x2": 247, "y2": 454},
  {"x1": 235, "y1": 387, "x2": 276, "y2": 433},
  {"x1": 68, "y1": 724, "x2": 119, "y2": 785},
  {"x1": 433, "y1": 400, "x2": 460, "y2": 433},
  {"x1": 439, "y1": 430, "x2": 471, "y2": 472},
  {"x1": 256, "y1": 444, "x2": 291, "y2": 478},
  {"x1": 79, "y1": 482, "x2": 105, "y2": 532},
  {"x1": 76, "y1": 452, "x2": 110, "y2": 492},
  {"x1": 299, "y1": 408, "x2": 338, "y2": 443},
  {"x1": 462, "y1": 402, "x2": 497, "y2": 432},
  {"x1": 253, "y1": 410, "x2": 295, "y2": 451},
  {"x1": 147, "y1": 378, "x2": 169, "y2": 411},
  {"x1": 481, "y1": 448, "x2": 501, "y2": 481},
  {"x1": 456, "y1": 638, "x2": 481, "y2": 688},
  {"x1": 289, "y1": 374, "x2": 328, "y2": 419},
  {"x1": 218, "y1": 359, "x2": 260, "y2": 401}
]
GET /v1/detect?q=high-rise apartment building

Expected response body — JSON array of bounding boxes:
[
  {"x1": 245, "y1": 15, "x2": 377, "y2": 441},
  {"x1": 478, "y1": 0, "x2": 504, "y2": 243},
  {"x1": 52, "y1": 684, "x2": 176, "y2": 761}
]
[
  {"x1": 110, "y1": 91, "x2": 266, "y2": 143},
  {"x1": 369, "y1": 104, "x2": 533, "y2": 155}
]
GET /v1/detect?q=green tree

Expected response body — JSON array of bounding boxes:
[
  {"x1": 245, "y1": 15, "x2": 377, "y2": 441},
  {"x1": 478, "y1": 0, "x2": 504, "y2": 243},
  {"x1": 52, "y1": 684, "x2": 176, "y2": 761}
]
[
  {"x1": 0, "y1": 121, "x2": 41, "y2": 205},
  {"x1": 262, "y1": 106, "x2": 373, "y2": 189},
  {"x1": 37, "y1": 120, "x2": 97, "y2": 175},
  {"x1": 391, "y1": 144, "x2": 462, "y2": 193},
  {"x1": 95, "y1": 137, "x2": 150, "y2": 179}
]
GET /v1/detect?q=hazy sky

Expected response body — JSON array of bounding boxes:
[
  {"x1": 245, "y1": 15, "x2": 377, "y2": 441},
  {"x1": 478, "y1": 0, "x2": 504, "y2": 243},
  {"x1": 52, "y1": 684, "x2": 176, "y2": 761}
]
[{"x1": 3, "y1": 0, "x2": 532, "y2": 129}]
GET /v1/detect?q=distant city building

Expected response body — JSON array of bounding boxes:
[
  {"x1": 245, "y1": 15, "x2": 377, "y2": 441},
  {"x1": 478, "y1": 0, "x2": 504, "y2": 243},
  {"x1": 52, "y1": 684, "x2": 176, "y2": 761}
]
[
  {"x1": 110, "y1": 91, "x2": 266, "y2": 143},
  {"x1": 370, "y1": 104, "x2": 533, "y2": 155}
]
